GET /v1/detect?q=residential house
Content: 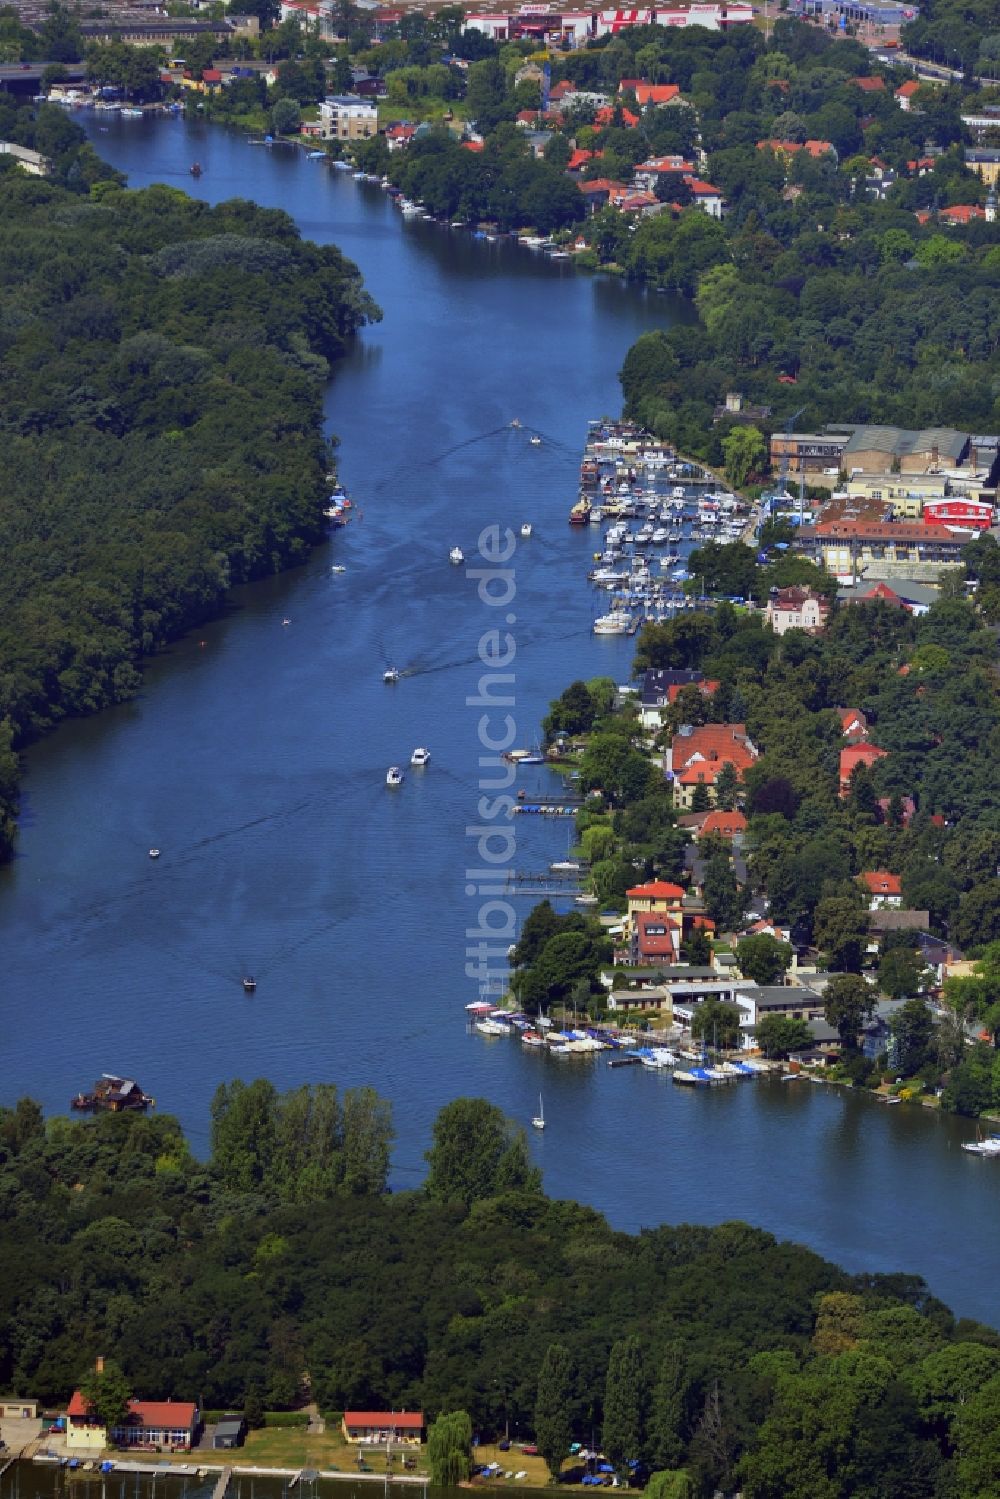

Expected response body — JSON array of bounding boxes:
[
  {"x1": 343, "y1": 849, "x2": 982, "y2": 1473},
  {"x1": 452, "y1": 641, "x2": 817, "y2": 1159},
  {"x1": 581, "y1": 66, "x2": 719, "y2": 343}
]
[
  {"x1": 385, "y1": 123, "x2": 417, "y2": 150},
  {"x1": 764, "y1": 585, "x2": 830, "y2": 635},
  {"x1": 860, "y1": 870, "x2": 903, "y2": 909},
  {"x1": 839, "y1": 742, "x2": 888, "y2": 795},
  {"x1": 756, "y1": 139, "x2": 836, "y2": 170},
  {"x1": 667, "y1": 723, "x2": 758, "y2": 810},
  {"x1": 66, "y1": 1392, "x2": 200, "y2": 1451},
  {"x1": 837, "y1": 707, "x2": 868, "y2": 742},
  {"x1": 632, "y1": 155, "x2": 697, "y2": 191},
  {"x1": 625, "y1": 879, "x2": 686, "y2": 930},
  {"x1": 630, "y1": 82, "x2": 682, "y2": 107},
  {"x1": 684, "y1": 177, "x2": 724, "y2": 217},
  {"x1": 689, "y1": 808, "x2": 747, "y2": 842},
  {"x1": 608, "y1": 984, "x2": 671, "y2": 1014},
  {"x1": 342, "y1": 1412, "x2": 424, "y2": 1445},
  {"x1": 937, "y1": 203, "x2": 987, "y2": 225},
  {"x1": 966, "y1": 148, "x2": 1000, "y2": 186},
  {"x1": 632, "y1": 910, "x2": 683, "y2": 965},
  {"x1": 0, "y1": 1399, "x2": 38, "y2": 1419},
  {"x1": 0, "y1": 142, "x2": 51, "y2": 177},
  {"x1": 866, "y1": 909, "x2": 930, "y2": 957},
  {"x1": 852, "y1": 75, "x2": 887, "y2": 93},
  {"x1": 639, "y1": 666, "x2": 717, "y2": 729},
  {"x1": 577, "y1": 178, "x2": 628, "y2": 212},
  {"x1": 895, "y1": 79, "x2": 920, "y2": 109},
  {"x1": 595, "y1": 104, "x2": 640, "y2": 127},
  {"x1": 317, "y1": 95, "x2": 378, "y2": 141}
]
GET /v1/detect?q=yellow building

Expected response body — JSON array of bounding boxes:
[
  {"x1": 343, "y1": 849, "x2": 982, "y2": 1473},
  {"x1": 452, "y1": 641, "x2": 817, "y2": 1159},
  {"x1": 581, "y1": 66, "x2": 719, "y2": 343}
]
[{"x1": 967, "y1": 149, "x2": 1000, "y2": 186}]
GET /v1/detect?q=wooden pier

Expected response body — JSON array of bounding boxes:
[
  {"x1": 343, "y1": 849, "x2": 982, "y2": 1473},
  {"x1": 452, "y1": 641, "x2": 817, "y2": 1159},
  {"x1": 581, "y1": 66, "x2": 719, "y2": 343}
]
[{"x1": 212, "y1": 1466, "x2": 232, "y2": 1499}]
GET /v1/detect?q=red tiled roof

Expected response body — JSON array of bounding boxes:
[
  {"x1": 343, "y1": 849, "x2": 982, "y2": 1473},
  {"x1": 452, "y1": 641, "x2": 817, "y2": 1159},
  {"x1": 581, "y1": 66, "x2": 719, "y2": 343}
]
[
  {"x1": 462, "y1": 140, "x2": 484, "y2": 152},
  {"x1": 627, "y1": 880, "x2": 686, "y2": 901},
  {"x1": 896, "y1": 80, "x2": 920, "y2": 96},
  {"x1": 853, "y1": 75, "x2": 886, "y2": 90},
  {"x1": 860, "y1": 870, "x2": 902, "y2": 896},
  {"x1": 814, "y1": 520, "x2": 957, "y2": 541},
  {"x1": 684, "y1": 176, "x2": 721, "y2": 196},
  {"x1": 939, "y1": 204, "x2": 986, "y2": 223},
  {"x1": 672, "y1": 725, "x2": 756, "y2": 779},
  {"x1": 634, "y1": 83, "x2": 680, "y2": 105},
  {"x1": 67, "y1": 1394, "x2": 198, "y2": 1429},
  {"x1": 567, "y1": 148, "x2": 597, "y2": 170},
  {"x1": 698, "y1": 810, "x2": 747, "y2": 838},
  {"x1": 578, "y1": 178, "x2": 628, "y2": 194},
  {"x1": 595, "y1": 105, "x2": 639, "y2": 126},
  {"x1": 202, "y1": 68, "x2": 222, "y2": 82},
  {"x1": 345, "y1": 1412, "x2": 424, "y2": 1429}
]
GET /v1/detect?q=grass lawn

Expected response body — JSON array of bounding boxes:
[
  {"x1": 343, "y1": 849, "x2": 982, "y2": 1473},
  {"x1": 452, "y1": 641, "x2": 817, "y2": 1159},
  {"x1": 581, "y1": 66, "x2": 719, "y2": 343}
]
[
  {"x1": 474, "y1": 1443, "x2": 552, "y2": 1488},
  {"x1": 227, "y1": 1427, "x2": 429, "y2": 1475}
]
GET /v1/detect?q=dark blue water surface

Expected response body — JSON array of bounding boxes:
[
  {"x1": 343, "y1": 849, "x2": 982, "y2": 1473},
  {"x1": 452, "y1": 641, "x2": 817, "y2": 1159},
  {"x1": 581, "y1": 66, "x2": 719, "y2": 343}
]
[{"x1": 0, "y1": 113, "x2": 996, "y2": 1325}]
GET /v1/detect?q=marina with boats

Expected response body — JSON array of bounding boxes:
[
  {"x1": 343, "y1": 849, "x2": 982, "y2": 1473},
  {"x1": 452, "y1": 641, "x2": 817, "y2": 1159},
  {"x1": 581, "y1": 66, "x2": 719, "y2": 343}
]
[{"x1": 572, "y1": 420, "x2": 756, "y2": 634}]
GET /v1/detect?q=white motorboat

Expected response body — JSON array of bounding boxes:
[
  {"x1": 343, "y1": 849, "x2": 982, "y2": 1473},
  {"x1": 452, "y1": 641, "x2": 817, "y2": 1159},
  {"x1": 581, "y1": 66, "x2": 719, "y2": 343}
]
[
  {"x1": 148, "y1": 848, "x2": 160, "y2": 860},
  {"x1": 476, "y1": 1018, "x2": 508, "y2": 1036},
  {"x1": 410, "y1": 747, "x2": 430, "y2": 767},
  {"x1": 383, "y1": 667, "x2": 400, "y2": 683},
  {"x1": 330, "y1": 564, "x2": 346, "y2": 574},
  {"x1": 575, "y1": 893, "x2": 599, "y2": 905},
  {"x1": 550, "y1": 860, "x2": 581, "y2": 872},
  {"x1": 593, "y1": 610, "x2": 631, "y2": 635},
  {"x1": 386, "y1": 766, "x2": 404, "y2": 787},
  {"x1": 520, "y1": 523, "x2": 533, "y2": 537},
  {"x1": 449, "y1": 546, "x2": 464, "y2": 565},
  {"x1": 531, "y1": 1094, "x2": 545, "y2": 1130},
  {"x1": 962, "y1": 1135, "x2": 1000, "y2": 1156}
]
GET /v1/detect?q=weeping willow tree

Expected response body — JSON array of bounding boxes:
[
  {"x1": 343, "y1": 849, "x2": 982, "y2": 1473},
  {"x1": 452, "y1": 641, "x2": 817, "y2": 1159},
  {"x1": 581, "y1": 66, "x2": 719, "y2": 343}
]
[{"x1": 428, "y1": 1411, "x2": 472, "y2": 1486}]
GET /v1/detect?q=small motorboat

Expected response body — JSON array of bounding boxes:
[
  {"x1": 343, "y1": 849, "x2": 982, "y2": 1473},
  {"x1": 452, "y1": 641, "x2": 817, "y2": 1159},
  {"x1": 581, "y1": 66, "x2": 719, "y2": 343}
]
[
  {"x1": 531, "y1": 1094, "x2": 545, "y2": 1130},
  {"x1": 282, "y1": 617, "x2": 291, "y2": 627},
  {"x1": 410, "y1": 747, "x2": 430, "y2": 767},
  {"x1": 148, "y1": 848, "x2": 160, "y2": 859},
  {"x1": 530, "y1": 435, "x2": 542, "y2": 447},
  {"x1": 242, "y1": 976, "x2": 257, "y2": 994},
  {"x1": 449, "y1": 546, "x2": 464, "y2": 565},
  {"x1": 330, "y1": 564, "x2": 346, "y2": 574},
  {"x1": 386, "y1": 766, "x2": 404, "y2": 787},
  {"x1": 383, "y1": 667, "x2": 400, "y2": 683},
  {"x1": 190, "y1": 162, "x2": 202, "y2": 177},
  {"x1": 520, "y1": 523, "x2": 533, "y2": 538}
]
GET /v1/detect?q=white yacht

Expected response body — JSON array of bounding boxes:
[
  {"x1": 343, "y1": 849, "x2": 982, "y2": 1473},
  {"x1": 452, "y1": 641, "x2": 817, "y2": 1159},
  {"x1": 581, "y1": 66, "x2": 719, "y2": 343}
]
[
  {"x1": 449, "y1": 546, "x2": 464, "y2": 565},
  {"x1": 148, "y1": 848, "x2": 161, "y2": 860},
  {"x1": 410, "y1": 747, "x2": 430, "y2": 767},
  {"x1": 520, "y1": 523, "x2": 533, "y2": 538},
  {"x1": 531, "y1": 1094, "x2": 545, "y2": 1130},
  {"x1": 593, "y1": 611, "x2": 632, "y2": 635},
  {"x1": 962, "y1": 1135, "x2": 1000, "y2": 1156},
  {"x1": 383, "y1": 667, "x2": 400, "y2": 684},
  {"x1": 530, "y1": 435, "x2": 542, "y2": 446},
  {"x1": 386, "y1": 766, "x2": 404, "y2": 787}
]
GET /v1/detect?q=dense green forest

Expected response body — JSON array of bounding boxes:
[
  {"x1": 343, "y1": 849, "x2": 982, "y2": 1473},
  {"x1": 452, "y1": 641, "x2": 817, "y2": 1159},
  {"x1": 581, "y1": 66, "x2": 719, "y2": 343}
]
[
  {"x1": 0, "y1": 120, "x2": 379, "y2": 860},
  {"x1": 2, "y1": 1090, "x2": 1000, "y2": 1497}
]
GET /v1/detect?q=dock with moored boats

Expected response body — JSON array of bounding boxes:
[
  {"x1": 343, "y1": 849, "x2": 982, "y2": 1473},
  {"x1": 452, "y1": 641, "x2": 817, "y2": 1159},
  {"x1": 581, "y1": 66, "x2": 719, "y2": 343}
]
[{"x1": 571, "y1": 420, "x2": 755, "y2": 634}]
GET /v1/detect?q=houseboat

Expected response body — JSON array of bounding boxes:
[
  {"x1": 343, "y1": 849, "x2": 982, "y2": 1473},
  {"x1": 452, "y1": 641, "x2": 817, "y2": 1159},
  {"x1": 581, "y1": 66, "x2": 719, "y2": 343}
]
[{"x1": 71, "y1": 1076, "x2": 154, "y2": 1113}]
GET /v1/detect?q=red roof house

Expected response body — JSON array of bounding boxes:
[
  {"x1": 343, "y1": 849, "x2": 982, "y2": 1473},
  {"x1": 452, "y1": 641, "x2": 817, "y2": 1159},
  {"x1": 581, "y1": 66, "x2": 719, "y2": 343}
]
[
  {"x1": 343, "y1": 1412, "x2": 424, "y2": 1444},
  {"x1": 853, "y1": 75, "x2": 886, "y2": 91},
  {"x1": 66, "y1": 1393, "x2": 199, "y2": 1450},
  {"x1": 895, "y1": 79, "x2": 920, "y2": 108},
  {"x1": 697, "y1": 809, "x2": 747, "y2": 841},
  {"x1": 634, "y1": 910, "x2": 682, "y2": 963},
  {"x1": 839, "y1": 743, "x2": 888, "y2": 795},
  {"x1": 669, "y1": 724, "x2": 758, "y2": 808},
  {"x1": 859, "y1": 870, "x2": 903, "y2": 908},
  {"x1": 837, "y1": 707, "x2": 868, "y2": 742}
]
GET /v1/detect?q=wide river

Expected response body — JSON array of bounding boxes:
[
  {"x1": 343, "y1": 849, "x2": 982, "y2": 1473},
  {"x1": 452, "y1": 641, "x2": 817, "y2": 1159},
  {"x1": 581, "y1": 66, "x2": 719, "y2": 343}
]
[{"x1": 0, "y1": 112, "x2": 995, "y2": 1325}]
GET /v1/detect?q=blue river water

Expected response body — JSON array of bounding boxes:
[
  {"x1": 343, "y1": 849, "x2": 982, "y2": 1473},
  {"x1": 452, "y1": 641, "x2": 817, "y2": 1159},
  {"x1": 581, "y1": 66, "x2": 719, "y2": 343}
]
[{"x1": 0, "y1": 112, "x2": 995, "y2": 1325}]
